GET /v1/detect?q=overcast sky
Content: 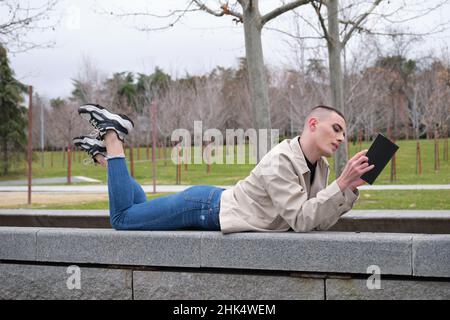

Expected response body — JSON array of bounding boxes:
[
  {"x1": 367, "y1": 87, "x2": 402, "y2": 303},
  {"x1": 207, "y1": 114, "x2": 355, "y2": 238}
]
[{"x1": 6, "y1": 0, "x2": 450, "y2": 100}]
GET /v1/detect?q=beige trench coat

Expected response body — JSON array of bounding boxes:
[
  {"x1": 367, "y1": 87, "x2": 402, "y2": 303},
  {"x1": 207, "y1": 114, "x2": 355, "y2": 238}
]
[{"x1": 219, "y1": 136, "x2": 359, "y2": 234}]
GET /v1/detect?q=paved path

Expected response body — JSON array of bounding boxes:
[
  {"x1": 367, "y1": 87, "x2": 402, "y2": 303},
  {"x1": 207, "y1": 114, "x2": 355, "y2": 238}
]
[
  {"x1": 0, "y1": 184, "x2": 448, "y2": 193},
  {"x1": 0, "y1": 176, "x2": 100, "y2": 186}
]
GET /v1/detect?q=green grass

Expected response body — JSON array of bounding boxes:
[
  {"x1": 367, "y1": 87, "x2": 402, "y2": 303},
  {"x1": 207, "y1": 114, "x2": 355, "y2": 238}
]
[
  {"x1": 0, "y1": 139, "x2": 448, "y2": 210},
  {"x1": 2, "y1": 139, "x2": 448, "y2": 185},
  {"x1": 354, "y1": 190, "x2": 450, "y2": 210},
  {"x1": 341, "y1": 138, "x2": 449, "y2": 184},
  {"x1": 3, "y1": 190, "x2": 448, "y2": 210}
]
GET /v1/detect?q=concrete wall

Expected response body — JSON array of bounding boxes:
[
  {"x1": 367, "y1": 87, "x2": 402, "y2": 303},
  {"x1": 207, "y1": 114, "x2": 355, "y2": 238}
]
[
  {"x1": 1, "y1": 263, "x2": 449, "y2": 300},
  {"x1": 1, "y1": 226, "x2": 449, "y2": 300}
]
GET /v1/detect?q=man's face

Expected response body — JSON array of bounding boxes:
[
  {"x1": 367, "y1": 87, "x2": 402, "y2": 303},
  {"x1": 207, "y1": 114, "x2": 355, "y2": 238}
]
[{"x1": 314, "y1": 112, "x2": 346, "y2": 157}]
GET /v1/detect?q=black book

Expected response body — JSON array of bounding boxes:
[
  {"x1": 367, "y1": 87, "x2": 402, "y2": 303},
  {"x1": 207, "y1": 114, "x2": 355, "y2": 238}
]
[{"x1": 360, "y1": 133, "x2": 399, "y2": 185}]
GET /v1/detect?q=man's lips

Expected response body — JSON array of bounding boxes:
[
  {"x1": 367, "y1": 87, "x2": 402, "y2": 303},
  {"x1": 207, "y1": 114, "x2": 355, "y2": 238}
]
[{"x1": 331, "y1": 143, "x2": 339, "y2": 150}]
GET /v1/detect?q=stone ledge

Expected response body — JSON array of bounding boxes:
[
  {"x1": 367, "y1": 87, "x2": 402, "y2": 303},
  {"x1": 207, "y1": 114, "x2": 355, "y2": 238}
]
[
  {"x1": 413, "y1": 235, "x2": 450, "y2": 278},
  {"x1": 200, "y1": 232, "x2": 413, "y2": 276},
  {"x1": 2, "y1": 226, "x2": 448, "y2": 278},
  {"x1": 36, "y1": 228, "x2": 202, "y2": 268},
  {"x1": 0, "y1": 227, "x2": 38, "y2": 261},
  {"x1": 0, "y1": 226, "x2": 423, "y2": 277}
]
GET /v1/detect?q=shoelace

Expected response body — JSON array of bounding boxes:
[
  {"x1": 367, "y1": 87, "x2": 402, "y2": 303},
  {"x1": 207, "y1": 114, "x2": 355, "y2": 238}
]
[
  {"x1": 88, "y1": 128, "x2": 101, "y2": 139},
  {"x1": 89, "y1": 118, "x2": 99, "y2": 128}
]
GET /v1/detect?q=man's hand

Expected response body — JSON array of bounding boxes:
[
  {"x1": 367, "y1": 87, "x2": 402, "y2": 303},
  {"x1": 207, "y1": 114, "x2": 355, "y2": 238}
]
[
  {"x1": 348, "y1": 178, "x2": 367, "y2": 192},
  {"x1": 336, "y1": 149, "x2": 374, "y2": 192}
]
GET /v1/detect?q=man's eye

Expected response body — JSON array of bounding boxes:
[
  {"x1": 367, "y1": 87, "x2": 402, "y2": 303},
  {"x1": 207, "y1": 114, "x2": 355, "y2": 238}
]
[{"x1": 333, "y1": 126, "x2": 339, "y2": 132}]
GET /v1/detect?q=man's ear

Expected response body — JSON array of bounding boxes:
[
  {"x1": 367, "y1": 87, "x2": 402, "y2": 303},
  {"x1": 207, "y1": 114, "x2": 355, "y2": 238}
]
[{"x1": 308, "y1": 117, "x2": 318, "y2": 131}]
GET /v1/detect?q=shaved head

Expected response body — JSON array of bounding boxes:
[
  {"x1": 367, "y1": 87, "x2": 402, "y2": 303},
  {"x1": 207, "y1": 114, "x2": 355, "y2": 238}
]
[
  {"x1": 303, "y1": 105, "x2": 346, "y2": 131},
  {"x1": 306, "y1": 106, "x2": 347, "y2": 122}
]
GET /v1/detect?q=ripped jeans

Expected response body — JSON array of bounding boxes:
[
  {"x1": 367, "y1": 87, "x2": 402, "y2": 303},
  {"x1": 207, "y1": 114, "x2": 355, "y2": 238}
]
[{"x1": 107, "y1": 157, "x2": 223, "y2": 231}]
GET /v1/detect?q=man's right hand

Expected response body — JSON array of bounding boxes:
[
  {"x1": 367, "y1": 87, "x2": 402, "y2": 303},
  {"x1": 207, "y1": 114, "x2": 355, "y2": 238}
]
[{"x1": 336, "y1": 149, "x2": 375, "y2": 191}]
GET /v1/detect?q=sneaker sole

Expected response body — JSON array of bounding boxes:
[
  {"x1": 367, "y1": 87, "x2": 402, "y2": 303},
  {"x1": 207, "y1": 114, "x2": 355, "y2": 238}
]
[
  {"x1": 78, "y1": 104, "x2": 134, "y2": 134},
  {"x1": 73, "y1": 136, "x2": 106, "y2": 149}
]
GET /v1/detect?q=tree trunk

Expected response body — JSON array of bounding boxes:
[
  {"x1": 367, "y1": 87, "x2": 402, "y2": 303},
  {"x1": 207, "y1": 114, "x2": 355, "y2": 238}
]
[
  {"x1": 242, "y1": 1, "x2": 272, "y2": 162},
  {"x1": 416, "y1": 141, "x2": 422, "y2": 175},
  {"x1": 2, "y1": 140, "x2": 8, "y2": 175},
  {"x1": 327, "y1": 0, "x2": 347, "y2": 176}
]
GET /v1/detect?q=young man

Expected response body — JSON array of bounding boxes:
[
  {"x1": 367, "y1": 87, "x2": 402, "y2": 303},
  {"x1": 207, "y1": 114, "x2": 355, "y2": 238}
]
[{"x1": 74, "y1": 104, "x2": 373, "y2": 233}]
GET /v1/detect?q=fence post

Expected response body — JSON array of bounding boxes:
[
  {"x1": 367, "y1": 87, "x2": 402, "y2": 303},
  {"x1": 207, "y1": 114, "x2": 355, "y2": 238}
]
[
  {"x1": 416, "y1": 141, "x2": 422, "y2": 175},
  {"x1": 177, "y1": 143, "x2": 182, "y2": 184},
  {"x1": 67, "y1": 144, "x2": 72, "y2": 185},
  {"x1": 444, "y1": 131, "x2": 448, "y2": 162},
  {"x1": 151, "y1": 101, "x2": 157, "y2": 193},
  {"x1": 27, "y1": 86, "x2": 33, "y2": 205}
]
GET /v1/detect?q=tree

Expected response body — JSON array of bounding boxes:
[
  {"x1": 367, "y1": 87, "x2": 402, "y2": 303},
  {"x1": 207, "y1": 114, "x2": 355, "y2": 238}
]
[
  {"x1": 276, "y1": 0, "x2": 450, "y2": 175},
  {"x1": 109, "y1": 0, "x2": 313, "y2": 161},
  {"x1": 0, "y1": 0, "x2": 59, "y2": 52},
  {"x1": 50, "y1": 98, "x2": 81, "y2": 148},
  {"x1": 0, "y1": 45, "x2": 28, "y2": 175}
]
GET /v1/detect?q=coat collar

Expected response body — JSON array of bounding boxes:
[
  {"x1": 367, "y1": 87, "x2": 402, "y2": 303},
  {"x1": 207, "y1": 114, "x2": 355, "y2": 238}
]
[{"x1": 289, "y1": 135, "x2": 330, "y2": 174}]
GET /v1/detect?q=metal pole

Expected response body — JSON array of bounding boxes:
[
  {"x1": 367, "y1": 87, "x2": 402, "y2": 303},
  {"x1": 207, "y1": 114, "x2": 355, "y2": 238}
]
[
  {"x1": 151, "y1": 101, "x2": 157, "y2": 193},
  {"x1": 67, "y1": 144, "x2": 71, "y2": 184},
  {"x1": 40, "y1": 98, "x2": 44, "y2": 167},
  {"x1": 27, "y1": 86, "x2": 33, "y2": 205}
]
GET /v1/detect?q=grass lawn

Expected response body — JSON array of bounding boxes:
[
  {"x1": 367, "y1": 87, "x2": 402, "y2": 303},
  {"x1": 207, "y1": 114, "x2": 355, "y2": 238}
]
[
  {"x1": 1, "y1": 138, "x2": 448, "y2": 185},
  {"x1": 0, "y1": 138, "x2": 448, "y2": 210},
  {"x1": 2, "y1": 190, "x2": 448, "y2": 210}
]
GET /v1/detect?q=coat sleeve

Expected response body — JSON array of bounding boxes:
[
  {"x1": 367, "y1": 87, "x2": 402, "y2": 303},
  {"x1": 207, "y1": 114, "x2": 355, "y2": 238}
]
[
  {"x1": 259, "y1": 153, "x2": 351, "y2": 232},
  {"x1": 314, "y1": 187, "x2": 359, "y2": 231}
]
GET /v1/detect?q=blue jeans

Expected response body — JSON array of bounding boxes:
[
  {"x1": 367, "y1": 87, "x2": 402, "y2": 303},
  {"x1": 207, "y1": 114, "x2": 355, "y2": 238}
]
[{"x1": 107, "y1": 157, "x2": 223, "y2": 231}]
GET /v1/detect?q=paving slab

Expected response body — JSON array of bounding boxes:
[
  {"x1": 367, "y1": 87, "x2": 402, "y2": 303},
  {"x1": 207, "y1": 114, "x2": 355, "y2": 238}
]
[
  {"x1": 134, "y1": 270, "x2": 324, "y2": 300},
  {"x1": 0, "y1": 227, "x2": 38, "y2": 261},
  {"x1": 200, "y1": 231, "x2": 413, "y2": 275},
  {"x1": 326, "y1": 278, "x2": 450, "y2": 300},
  {"x1": 413, "y1": 234, "x2": 450, "y2": 277},
  {"x1": 0, "y1": 263, "x2": 132, "y2": 300},
  {"x1": 36, "y1": 228, "x2": 202, "y2": 268}
]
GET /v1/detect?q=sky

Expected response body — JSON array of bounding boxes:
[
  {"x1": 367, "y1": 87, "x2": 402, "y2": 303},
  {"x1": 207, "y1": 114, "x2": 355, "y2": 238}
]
[{"x1": 5, "y1": 0, "x2": 450, "y2": 100}]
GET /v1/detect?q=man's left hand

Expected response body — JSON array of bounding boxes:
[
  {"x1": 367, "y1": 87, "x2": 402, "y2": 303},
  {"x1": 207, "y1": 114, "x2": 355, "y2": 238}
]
[{"x1": 349, "y1": 178, "x2": 366, "y2": 192}]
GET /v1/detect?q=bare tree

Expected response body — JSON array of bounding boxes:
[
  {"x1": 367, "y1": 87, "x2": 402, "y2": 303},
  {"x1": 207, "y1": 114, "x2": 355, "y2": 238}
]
[
  {"x1": 0, "y1": 0, "x2": 59, "y2": 52},
  {"x1": 274, "y1": 0, "x2": 450, "y2": 175},
  {"x1": 106, "y1": 0, "x2": 316, "y2": 161},
  {"x1": 50, "y1": 99, "x2": 82, "y2": 150},
  {"x1": 70, "y1": 56, "x2": 107, "y2": 105}
]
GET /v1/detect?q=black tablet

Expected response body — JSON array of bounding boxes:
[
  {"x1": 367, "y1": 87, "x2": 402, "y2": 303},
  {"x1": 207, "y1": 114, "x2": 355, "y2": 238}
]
[{"x1": 360, "y1": 133, "x2": 399, "y2": 185}]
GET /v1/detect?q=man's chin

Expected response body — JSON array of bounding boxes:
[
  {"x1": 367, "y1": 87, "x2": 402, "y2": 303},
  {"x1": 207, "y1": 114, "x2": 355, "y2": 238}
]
[{"x1": 324, "y1": 150, "x2": 335, "y2": 157}]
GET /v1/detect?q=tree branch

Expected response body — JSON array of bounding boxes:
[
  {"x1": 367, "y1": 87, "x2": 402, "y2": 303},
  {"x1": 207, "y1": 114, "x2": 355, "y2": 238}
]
[
  {"x1": 310, "y1": 0, "x2": 330, "y2": 44},
  {"x1": 266, "y1": 26, "x2": 325, "y2": 40},
  {"x1": 261, "y1": 0, "x2": 311, "y2": 26},
  {"x1": 193, "y1": 0, "x2": 243, "y2": 22},
  {"x1": 341, "y1": 0, "x2": 383, "y2": 46},
  {"x1": 0, "y1": 0, "x2": 58, "y2": 52}
]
